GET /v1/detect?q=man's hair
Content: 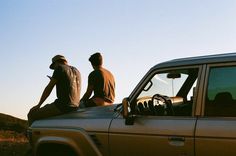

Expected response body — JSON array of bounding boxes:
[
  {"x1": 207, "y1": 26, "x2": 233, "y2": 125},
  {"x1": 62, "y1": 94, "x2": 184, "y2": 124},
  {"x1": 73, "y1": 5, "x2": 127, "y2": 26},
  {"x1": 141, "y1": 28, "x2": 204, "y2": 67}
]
[{"x1": 89, "y1": 52, "x2": 103, "y2": 66}]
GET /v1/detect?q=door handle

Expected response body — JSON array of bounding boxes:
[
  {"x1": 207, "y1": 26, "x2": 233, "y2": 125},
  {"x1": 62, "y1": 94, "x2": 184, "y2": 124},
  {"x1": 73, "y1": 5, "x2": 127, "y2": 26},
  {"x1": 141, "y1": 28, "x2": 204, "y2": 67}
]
[{"x1": 168, "y1": 136, "x2": 185, "y2": 146}]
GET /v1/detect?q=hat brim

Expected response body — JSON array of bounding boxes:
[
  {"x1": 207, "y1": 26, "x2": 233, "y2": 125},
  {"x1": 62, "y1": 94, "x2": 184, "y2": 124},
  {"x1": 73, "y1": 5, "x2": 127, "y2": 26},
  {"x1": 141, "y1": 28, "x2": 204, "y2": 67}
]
[{"x1": 49, "y1": 62, "x2": 55, "y2": 69}]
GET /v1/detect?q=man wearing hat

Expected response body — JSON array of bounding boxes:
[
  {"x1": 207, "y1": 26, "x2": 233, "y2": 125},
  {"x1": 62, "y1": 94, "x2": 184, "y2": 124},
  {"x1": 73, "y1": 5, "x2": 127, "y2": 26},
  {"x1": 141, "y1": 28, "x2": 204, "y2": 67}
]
[{"x1": 28, "y1": 55, "x2": 81, "y2": 125}]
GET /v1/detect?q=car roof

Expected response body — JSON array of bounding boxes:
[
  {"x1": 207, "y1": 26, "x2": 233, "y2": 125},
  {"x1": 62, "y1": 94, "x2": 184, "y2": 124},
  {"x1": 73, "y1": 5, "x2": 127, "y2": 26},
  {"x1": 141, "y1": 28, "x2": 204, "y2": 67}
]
[{"x1": 152, "y1": 52, "x2": 236, "y2": 69}]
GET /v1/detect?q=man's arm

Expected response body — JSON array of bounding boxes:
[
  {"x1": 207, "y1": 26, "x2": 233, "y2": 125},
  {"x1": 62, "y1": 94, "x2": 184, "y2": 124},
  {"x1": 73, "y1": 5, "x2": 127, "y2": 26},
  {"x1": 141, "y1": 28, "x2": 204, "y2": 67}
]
[
  {"x1": 32, "y1": 78, "x2": 57, "y2": 109},
  {"x1": 81, "y1": 84, "x2": 93, "y2": 101}
]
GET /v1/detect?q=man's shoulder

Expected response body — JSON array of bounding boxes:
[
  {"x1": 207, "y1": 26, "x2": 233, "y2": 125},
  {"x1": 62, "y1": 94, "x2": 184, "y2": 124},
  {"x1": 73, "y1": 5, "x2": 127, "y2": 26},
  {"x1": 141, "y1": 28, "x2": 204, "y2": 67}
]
[
  {"x1": 89, "y1": 68, "x2": 114, "y2": 78},
  {"x1": 70, "y1": 65, "x2": 80, "y2": 72},
  {"x1": 102, "y1": 68, "x2": 114, "y2": 77},
  {"x1": 60, "y1": 65, "x2": 79, "y2": 72},
  {"x1": 55, "y1": 65, "x2": 80, "y2": 76}
]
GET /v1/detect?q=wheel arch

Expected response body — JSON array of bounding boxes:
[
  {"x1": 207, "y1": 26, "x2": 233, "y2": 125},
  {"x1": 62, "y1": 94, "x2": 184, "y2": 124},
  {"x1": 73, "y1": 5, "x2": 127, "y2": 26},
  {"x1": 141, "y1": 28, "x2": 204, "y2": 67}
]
[{"x1": 33, "y1": 128, "x2": 102, "y2": 156}]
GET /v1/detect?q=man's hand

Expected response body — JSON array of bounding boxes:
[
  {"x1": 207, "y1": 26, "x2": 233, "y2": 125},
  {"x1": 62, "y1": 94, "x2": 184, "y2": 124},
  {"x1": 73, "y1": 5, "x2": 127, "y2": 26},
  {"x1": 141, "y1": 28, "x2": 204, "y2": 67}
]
[{"x1": 29, "y1": 105, "x2": 40, "y2": 113}]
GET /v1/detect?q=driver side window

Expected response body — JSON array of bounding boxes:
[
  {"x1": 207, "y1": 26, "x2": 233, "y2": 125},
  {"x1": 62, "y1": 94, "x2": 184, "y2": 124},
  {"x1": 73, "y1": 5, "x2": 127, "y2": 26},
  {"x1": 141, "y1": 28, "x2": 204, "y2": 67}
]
[{"x1": 135, "y1": 68, "x2": 199, "y2": 116}]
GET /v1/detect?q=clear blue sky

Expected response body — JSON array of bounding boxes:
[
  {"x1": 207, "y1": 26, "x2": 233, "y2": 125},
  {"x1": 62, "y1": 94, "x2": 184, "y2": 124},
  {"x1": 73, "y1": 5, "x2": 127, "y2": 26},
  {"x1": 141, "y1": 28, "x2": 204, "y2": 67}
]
[{"x1": 1, "y1": 0, "x2": 236, "y2": 119}]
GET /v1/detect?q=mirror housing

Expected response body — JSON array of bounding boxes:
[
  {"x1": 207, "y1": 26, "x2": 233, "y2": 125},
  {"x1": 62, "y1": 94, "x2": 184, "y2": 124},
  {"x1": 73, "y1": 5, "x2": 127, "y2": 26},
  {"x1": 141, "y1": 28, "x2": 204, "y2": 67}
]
[
  {"x1": 122, "y1": 97, "x2": 135, "y2": 125},
  {"x1": 122, "y1": 97, "x2": 129, "y2": 118}
]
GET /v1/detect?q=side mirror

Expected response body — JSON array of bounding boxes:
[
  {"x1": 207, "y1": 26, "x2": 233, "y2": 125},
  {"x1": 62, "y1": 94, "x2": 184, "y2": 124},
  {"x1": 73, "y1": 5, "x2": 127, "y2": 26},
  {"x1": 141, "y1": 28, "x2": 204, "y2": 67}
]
[
  {"x1": 122, "y1": 97, "x2": 135, "y2": 125},
  {"x1": 122, "y1": 97, "x2": 129, "y2": 118}
]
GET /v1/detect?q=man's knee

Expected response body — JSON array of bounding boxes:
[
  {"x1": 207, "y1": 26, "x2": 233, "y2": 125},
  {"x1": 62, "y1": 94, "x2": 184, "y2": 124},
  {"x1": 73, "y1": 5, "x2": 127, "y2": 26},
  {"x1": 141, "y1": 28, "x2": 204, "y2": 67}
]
[
  {"x1": 27, "y1": 109, "x2": 35, "y2": 121},
  {"x1": 27, "y1": 109, "x2": 37, "y2": 126}
]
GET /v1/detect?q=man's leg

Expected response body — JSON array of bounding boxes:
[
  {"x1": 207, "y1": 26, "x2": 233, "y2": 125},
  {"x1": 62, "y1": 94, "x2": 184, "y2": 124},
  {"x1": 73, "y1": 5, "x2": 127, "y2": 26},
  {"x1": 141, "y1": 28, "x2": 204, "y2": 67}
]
[
  {"x1": 27, "y1": 103, "x2": 62, "y2": 126},
  {"x1": 84, "y1": 99, "x2": 97, "y2": 107}
]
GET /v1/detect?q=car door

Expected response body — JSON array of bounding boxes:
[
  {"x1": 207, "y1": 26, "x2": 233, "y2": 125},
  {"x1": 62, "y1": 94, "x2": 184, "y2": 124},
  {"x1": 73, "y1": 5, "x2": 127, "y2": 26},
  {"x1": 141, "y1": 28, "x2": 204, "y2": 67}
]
[
  {"x1": 109, "y1": 66, "x2": 202, "y2": 156},
  {"x1": 195, "y1": 63, "x2": 236, "y2": 156}
]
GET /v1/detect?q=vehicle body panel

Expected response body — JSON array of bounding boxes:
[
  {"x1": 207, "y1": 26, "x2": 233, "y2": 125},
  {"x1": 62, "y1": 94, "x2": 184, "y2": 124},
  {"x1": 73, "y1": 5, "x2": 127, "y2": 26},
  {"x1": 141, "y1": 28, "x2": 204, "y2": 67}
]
[
  {"x1": 195, "y1": 118, "x2": 236, "y2": 156},
  {"x1": 30, "y1": 105, "x2": 118, "y2": 156},
  {"x1": 109, "y1": 115, "x2": 196, "y2": 156}
]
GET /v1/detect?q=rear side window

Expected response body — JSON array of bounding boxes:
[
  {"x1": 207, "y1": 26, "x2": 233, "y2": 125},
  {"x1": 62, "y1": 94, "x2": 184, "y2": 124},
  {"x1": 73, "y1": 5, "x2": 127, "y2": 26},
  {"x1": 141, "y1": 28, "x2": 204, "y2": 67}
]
[{"x1": 205, "y1": 66, "x2": 236, "y2": 117}]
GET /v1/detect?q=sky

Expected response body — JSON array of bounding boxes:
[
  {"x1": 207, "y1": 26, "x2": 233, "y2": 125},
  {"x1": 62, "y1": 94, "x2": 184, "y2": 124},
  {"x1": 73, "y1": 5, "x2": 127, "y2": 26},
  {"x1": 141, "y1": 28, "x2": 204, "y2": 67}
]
[{"x1": 0, "y1": 0, "x2": 236, "y2": 120}]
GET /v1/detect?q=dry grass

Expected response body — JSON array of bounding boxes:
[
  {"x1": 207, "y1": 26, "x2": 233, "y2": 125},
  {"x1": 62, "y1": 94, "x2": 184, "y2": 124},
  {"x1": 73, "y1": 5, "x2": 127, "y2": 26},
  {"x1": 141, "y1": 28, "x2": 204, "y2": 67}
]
[
  {"x1": 0, "y1": 130, "x2": 31, "y2": 156},
  {"x1": 0, "y1": 141, "x2": 30, "y2": 156}
]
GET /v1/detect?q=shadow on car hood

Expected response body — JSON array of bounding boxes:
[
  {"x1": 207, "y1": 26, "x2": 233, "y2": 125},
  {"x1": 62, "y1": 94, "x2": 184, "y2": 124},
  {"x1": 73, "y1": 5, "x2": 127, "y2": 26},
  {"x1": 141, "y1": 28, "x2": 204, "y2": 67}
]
[{"x1": 58, "y1": 104, "x2": 120, "y2": 119}]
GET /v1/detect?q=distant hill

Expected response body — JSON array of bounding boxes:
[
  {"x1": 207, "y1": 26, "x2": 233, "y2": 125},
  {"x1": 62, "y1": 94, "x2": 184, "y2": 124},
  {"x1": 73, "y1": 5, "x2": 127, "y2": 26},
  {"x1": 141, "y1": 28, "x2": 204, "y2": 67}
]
[
  {"x1": 0, "y1": 113, "x2": 27, "y2": 133},
  {"x1": 0, "y1": 114, "x2": 29, "y2": 156}
]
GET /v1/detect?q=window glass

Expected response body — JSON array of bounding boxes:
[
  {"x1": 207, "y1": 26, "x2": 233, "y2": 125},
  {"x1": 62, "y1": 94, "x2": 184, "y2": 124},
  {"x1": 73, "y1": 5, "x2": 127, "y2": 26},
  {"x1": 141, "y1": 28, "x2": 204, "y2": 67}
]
[
  {"x1": 134, "y1": 68, "x2": 198, "y2": 116},
  {"x1": 139, "y1": 73, "x2": 187, "y2": 98},
  {"x1": 205, "y1": 66, "x2": 236, "y2": 117}
]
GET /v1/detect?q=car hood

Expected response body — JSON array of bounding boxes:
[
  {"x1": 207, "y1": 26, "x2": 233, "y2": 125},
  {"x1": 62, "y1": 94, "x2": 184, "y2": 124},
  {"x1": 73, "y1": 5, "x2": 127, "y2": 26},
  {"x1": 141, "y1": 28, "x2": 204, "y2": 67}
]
[
  {"x1": 31, "y1": 104, "x2": 122, "y2": 132},
  {"x1": 55, "y1": 104, "x2": 120, "y2": 119}
]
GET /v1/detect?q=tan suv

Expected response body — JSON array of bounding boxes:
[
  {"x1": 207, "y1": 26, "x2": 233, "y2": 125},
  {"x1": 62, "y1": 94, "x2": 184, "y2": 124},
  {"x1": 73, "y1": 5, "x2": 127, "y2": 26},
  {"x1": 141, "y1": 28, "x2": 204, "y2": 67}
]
[{"x1": 28, "y1": 53, "x2": 236, "y2": 156}]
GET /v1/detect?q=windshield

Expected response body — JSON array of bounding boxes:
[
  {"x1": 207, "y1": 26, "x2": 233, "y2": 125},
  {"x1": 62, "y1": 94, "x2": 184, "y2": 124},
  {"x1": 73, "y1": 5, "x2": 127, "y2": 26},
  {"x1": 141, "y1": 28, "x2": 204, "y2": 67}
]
[
  {"x1": 134, "y1": 68, "x2": 198, "y2": 116},
  {"x1": 137, "y1": 68, "x2": 198, "y2": 103}
]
